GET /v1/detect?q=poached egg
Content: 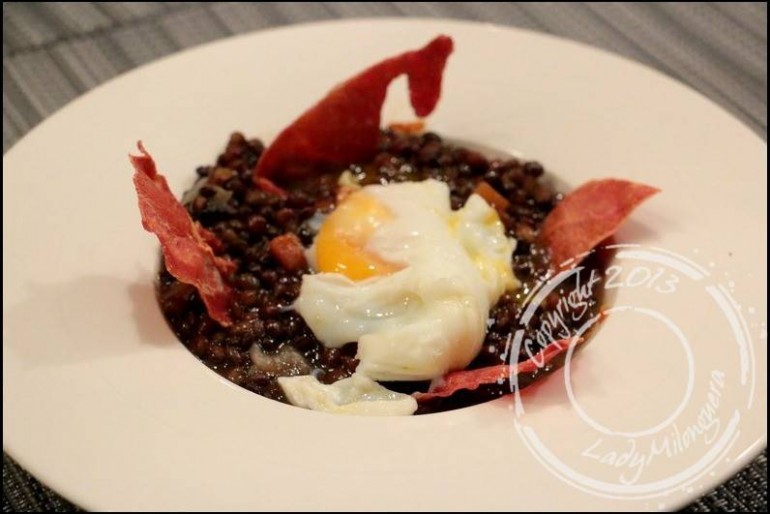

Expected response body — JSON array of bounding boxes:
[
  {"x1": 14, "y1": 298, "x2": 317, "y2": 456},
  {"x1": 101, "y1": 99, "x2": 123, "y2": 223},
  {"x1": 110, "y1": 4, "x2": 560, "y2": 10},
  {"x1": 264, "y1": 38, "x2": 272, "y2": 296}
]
[{"x1": 279, "y1": 178, "x2": 517, "y2": 415}]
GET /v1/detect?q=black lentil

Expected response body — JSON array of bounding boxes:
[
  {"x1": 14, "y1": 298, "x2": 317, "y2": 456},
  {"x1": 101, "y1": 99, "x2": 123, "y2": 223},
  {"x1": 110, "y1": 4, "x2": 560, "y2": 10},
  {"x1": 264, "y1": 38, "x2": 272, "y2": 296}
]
[{"x1": 157, "y1": 130, "x2": 608, "y2": 414}]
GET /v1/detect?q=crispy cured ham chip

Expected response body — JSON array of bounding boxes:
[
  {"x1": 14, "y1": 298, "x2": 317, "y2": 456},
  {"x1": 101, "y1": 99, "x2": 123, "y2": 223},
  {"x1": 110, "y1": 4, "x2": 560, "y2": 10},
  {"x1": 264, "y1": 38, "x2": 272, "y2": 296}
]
[
  {"x1": 131, "y1": 142, "x2": 235, "y2": 326},
  {"x1": 254, "y1": 35, "x2": 454, "y2": 183},
  {"x1": 539, "y1": 179, "x2": 660, "y2": 269},
  {"x1": 414, "y1": 338, "x2": 576, "y2": 401},
  {"x1": 255, "y1": 176, "x2": 288, "y2": 198}
]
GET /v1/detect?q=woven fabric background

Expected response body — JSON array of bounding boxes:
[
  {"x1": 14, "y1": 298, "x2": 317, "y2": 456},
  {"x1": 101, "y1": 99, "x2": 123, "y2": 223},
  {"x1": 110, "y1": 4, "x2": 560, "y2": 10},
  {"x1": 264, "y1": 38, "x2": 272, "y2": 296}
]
[{"x1": 2, "y1": 2, "x2": 766, "y2": 512}]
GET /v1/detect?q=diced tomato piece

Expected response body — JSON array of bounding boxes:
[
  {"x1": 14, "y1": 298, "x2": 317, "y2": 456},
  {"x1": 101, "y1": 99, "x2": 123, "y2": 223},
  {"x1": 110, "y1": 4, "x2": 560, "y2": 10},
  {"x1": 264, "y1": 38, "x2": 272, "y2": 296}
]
[{"x1": 269, "y1": 233, "x2": 308, "y2": 272}]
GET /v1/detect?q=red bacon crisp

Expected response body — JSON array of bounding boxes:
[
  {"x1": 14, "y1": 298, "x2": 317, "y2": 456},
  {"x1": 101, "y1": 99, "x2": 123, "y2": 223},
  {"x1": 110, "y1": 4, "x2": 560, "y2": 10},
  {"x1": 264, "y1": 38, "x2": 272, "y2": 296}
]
[
  {"x1": 539, "y1": 179, "x2": 660, "y2": 269},
  {"x1": 131, "y1": 142, "x2": 235, "y2": 326},
  {"x1": 414, "y1": 338, "x2": 576, "y2": 402},
  {"x1": 254, "y1": 35, "x2": 454, "y2": 183},
  {"x1": 255, "y1": 176, "x2": 288, "y2": 198}
]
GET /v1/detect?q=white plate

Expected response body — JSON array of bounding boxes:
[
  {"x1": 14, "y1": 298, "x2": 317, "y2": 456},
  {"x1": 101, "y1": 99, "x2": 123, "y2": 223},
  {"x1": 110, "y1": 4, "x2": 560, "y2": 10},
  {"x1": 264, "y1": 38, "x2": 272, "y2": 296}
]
[{"x1": 3, "y1": 19, "x2": 766, "y2": 511}]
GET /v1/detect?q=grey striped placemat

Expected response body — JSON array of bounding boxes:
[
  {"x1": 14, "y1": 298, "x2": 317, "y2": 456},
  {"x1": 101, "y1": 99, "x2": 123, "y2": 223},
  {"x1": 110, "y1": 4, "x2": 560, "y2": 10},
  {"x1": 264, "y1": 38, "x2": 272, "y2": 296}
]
[{"x1": 3, "y1": 3, "x2": 767, "y2": 512}]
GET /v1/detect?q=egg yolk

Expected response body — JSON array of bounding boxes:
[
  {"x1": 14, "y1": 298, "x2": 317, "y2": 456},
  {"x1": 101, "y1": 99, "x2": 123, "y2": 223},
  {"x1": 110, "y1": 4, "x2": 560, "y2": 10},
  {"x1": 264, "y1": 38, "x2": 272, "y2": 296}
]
[{"x1": 315, "y1": 192, "x2": 402, "y2": 281}]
